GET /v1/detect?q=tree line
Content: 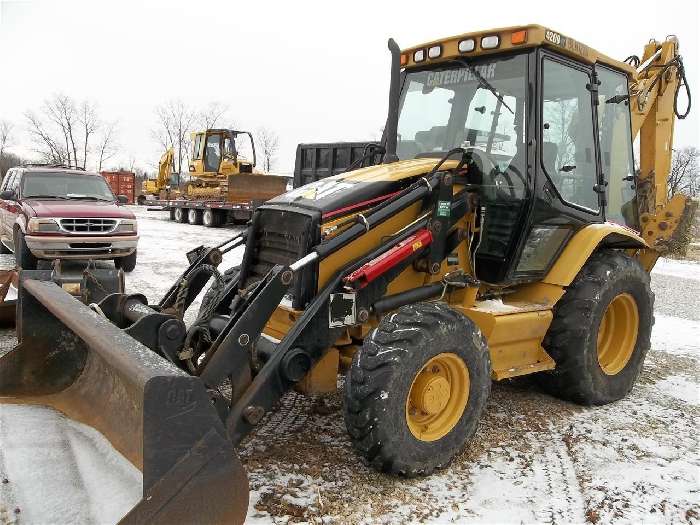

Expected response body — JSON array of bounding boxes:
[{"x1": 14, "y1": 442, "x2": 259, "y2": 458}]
[{"x1": 0, "y1": 94, "x2": 280, "y2": 179}]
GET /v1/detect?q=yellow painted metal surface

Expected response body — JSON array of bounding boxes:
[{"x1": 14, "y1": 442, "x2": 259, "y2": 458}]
[
  {"x1": 297, "y1": 348, "x2": 340, "y2": 394},
  {"x1": 543, "y1": 223, "x2": 646, "y2": 287}
]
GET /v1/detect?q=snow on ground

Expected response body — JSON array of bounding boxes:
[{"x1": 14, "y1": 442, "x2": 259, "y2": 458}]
[{"x1": 0, "y1": 206, "x2": 698, "y2": 524}]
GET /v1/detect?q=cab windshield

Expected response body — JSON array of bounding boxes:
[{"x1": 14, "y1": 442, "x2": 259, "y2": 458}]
[{"x1": 396, "y1": 54, "x2": 528, "y2": 199}]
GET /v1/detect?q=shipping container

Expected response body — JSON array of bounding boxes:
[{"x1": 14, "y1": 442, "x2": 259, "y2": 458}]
[{"x1": 101, "y1": 171, "x2": 135, "y2": 204}]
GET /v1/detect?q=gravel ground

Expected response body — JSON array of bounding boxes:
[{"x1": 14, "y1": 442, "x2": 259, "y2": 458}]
[{"x1": 0, "y1": 206, "x2": 698, "y2": 524}]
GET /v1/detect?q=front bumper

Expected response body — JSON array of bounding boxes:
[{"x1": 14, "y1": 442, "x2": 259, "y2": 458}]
[{"x1": 25, "y1": 234, "x2": 139, "y2": 259}]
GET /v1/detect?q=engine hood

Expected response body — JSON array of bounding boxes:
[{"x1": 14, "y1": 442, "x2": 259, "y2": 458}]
[
  {"x1": 24, "y1": 199, "x2": 135, "y2": 219},
  {"x1": 268, "y1": 158, "x2": 451, "y2": 218}
]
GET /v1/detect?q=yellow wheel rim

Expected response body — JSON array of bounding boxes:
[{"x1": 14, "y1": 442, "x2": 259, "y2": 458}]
[
  {"x1": 405, "y1": 353, "x2": 469, "y2": 442},
  {"x1": 597, "y1": 293, "x2": 639, "y2": 375}
]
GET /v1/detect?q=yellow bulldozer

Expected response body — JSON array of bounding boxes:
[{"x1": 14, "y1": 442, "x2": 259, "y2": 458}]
[
  {"x1": 138, "y1": 129, "x2": 276, "y2": 204},
  {"x1": 0, "y1": 24, "x2": 693, "y2": 523}
]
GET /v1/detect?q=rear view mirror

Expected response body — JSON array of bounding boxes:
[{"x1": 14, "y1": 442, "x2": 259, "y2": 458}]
[
  {"x1": 117, "y1": 195, "x2": 128, "y2": 204},
  {"x1": 0, "y1": 190, "x2": 15, "y2": 200}
]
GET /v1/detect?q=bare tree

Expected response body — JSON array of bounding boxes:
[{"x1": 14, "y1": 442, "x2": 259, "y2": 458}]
[
  {"x1": 256, "y1": 127, "x2": 280, "y2": 172},
  {"x1": 152, "y1": 100, "x2": 196, "y2": 185},
  {"x1": 25, "y1": 109, "x2": 67, "y2": 163},
  {"x1": 0, "y1": 120, "x2": 13, "y2": 157},
  {"x1": 96, "y1": 121, "x2": 119, "y2": 172},
  {"x1": 79, "y1": 100, "x2": 99, "y2": 169},
  {"x1": 668, "y1": 147, "x2": 700, "y2": 198},
  {"x1": 198, "y1": 102, "x2": 229, "y2": 130},
  {"x1": 43, "y1": 93, "x2": 80, "y2": 166}
]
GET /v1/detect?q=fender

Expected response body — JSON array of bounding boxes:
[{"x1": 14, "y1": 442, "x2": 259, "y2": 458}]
[{"x1": 543, "y1": 223, "x2": 647, "y2": 287}]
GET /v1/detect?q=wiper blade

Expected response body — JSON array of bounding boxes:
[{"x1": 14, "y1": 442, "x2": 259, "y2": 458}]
[
  {"x1": 456, "y1": 59, "x2": 514, "y2": 115},
  {"x1": 24, "y1": 195, "x2": 71, "y2": 200},
  {"x1": 65, "y1": 194, "x2": 113, "y2": 201}
]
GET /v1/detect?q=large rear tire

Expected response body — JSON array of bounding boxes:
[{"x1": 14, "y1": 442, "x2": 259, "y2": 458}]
[
  {"x1": 539, "y1": 250, "x2": 653, "y2": 405},
  {"x1": 344, "y1": 302, "x2": 491, "y2": 476}
]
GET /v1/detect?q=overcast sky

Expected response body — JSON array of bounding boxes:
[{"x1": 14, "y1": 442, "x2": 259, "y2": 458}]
[{"x1": 0, "y1": 0, "x2": 697, "y2": 174}]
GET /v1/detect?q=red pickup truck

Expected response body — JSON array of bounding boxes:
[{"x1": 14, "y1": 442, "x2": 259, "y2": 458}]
[{"x1": 0, "y1": 165, "x2": 139, "y2": 271}]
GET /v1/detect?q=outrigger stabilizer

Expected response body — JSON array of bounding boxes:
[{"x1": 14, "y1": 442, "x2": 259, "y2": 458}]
[{"x1": 0, "y1": 150, "x2": 476, "y2": 523}]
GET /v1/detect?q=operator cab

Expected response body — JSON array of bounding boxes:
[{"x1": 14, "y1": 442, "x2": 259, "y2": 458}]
[
  {"x1": 190, "y1": 129, "x2": 257, "y2": 177},
  {"x1": 394, "y1": 25, "x2": 639, "y2": 284}
]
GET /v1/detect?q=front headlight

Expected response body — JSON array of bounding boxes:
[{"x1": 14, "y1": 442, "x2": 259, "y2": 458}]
[
  {"x1": 116, "y1": 219, "x2": 138, "y2": 233},
  {"x1": 27, "y1": 218, "x2": 59, "y2": 233}
]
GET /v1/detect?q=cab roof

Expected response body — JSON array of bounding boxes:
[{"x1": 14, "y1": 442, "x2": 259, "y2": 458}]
[{"x1": 401, "y1": 24, "x2": 635, "y2": 75}]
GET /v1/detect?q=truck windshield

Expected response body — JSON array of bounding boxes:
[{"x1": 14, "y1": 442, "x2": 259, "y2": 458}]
[
  {"x1": 396, "y1": 54, "x2": 527, "y2": 188},
  {"x1": 22, "y1": 173, "x2": 115, "y2": 201}
]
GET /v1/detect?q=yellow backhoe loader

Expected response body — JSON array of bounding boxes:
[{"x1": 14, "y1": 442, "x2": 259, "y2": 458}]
[{"x1": 0, "y1": 25, "x2": 692, "y2": 523}]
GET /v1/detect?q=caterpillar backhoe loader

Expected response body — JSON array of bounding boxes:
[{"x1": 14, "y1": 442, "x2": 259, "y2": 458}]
[{"x1": 0, "y1": 24, "x2": 692, "y2": 523}]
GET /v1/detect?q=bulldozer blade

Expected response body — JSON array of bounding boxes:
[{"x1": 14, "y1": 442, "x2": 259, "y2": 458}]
[
  {"x1": 227, "y1": 173, "x2": 288, "y2": 203},
  {"x1": 0, "y1": 279, "x2": 249, "y2": 524}
]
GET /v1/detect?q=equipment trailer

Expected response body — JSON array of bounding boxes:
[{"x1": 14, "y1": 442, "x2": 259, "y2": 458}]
[{"x1": 0, "y1": 25, "x2": 692, "y2": 523}]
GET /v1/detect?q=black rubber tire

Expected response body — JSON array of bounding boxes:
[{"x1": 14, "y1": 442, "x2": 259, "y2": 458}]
[
  {"x1": 188, "y1": 209, "x2": 203, "y2": 225},
  {"x1": 203, "y1": 209, "x2": 221, "y2": 228},
  {"x1": 169, "y1": 208, "x2": 176, "y2": 221},
  {"x1": 173, "y1": 207, "x2": 187, "y2": 223},
  {"x1": 539, "y1": 250, "x2": 653, "y2": 405},
  {"x1": 114, "y1": 249, "x2": 137, "y2": 272},
  {"x1": 136, "y1": 194, "x2": 146, "y2": 206},
  {"x1": 344, "y1": 302, "x2": 491, "y2": 476},
  {"x1": 13, "y1": 229, "x2": 37, "y2": 270}
]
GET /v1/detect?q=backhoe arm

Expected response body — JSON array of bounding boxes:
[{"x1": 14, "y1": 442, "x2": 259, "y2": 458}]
[
  {"x1": 628, "y1": 36, "x2": 693, "y2": 264},
  {"x1": 157, "y1": 147, "x2": 175, "y2": 190}
]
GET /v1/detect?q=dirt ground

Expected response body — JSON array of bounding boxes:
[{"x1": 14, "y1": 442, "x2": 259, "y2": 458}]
[{"x1": 0, "y1": 206, "x2": 698, "y2": 524}]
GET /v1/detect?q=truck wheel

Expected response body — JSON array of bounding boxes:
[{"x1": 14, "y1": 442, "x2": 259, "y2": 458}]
[
  {"x1": 169, "y1": 208, "x2": 176, "y2": 220},
  {"x1": 188, "y1": 209, "x2": 203, "y2": 225},
  {"x1": 136, "y1": 195, "x2": 146, "y2": 206},
  {"x1": 115, "y1": 249, "x2": 137, "y2": 273},
  {"x1": 539, "y1": 251, "x2": 653, "y2": 405},
  {"x1": 203, "y1": 209, "x2": 221, "y2": 228},
  {"x1": 344, "y1": 302, "x2": 491, "y2": 476},
  {"x1": 173, "y1": 207, "x2": 187, "y2": 223},
  {"x1": 13, "y1": 229, "x2": 37, "y2": 270}
]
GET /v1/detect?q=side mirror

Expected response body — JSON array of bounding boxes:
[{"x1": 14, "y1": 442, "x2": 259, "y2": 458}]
[
  {"x1": 0, "y1": 189, "x2": 15, "y2": 200},
  {"x1": 117, "y1": 195, "x2": 128, "y2": 204}
]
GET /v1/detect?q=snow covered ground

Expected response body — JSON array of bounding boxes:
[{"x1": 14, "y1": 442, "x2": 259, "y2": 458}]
[{"x1": 0, "y1": 206, "x2": 698, "y2": 524}]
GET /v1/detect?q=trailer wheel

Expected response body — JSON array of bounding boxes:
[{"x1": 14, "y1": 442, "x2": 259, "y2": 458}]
[
  {"x1": 203, "y1": 209, "x2": 221, "y2": 228},
  {"x1": 539, "y1": 250, "x2": 653, "y2": 405},
  {"x1": 188, "y1": 209, "x2": 203, "y2": 225},
  {"x1": 344, "y1": 302, "x2": 491, "y2": 476},
  {"x1": 169, "y1": 208, "x2": 176, "y2": 221},
  {"x1": 173, "y1": 207, "x2": 187, "y2": 223}
]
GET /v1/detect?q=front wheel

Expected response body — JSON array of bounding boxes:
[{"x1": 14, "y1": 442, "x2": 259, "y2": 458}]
[
  {"x1": 539, "y1": 250, "x2": 653, "y2": 405},
  {"x1": 13, "y1": 229, "x2": 37, "y2": 270},
  {"x1": 136, "y1": 194, "x2": 146, "y2": 206},
  {"x1": 344, "y1": 302, "x2": 491, "y2": 476},
  {"x1": 114, "y1": 249, "x2": 137, "y2": 272}
]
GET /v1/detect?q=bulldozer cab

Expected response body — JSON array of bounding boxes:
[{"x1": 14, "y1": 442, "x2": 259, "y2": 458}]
[
  {"x1": 190, "y1": 129, "x2": 257, "y2": 177},
  {"x1": 394, "y1": 29, "x2": 638, "y2": 284}
]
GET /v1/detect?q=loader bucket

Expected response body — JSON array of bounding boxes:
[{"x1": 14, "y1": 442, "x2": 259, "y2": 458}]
[
  {"x1": 227, "y1": 173, "x2": 288, "y2": 203},
  {"x1": 0, "y1": 278, "x2": 249, "y2": 524}
]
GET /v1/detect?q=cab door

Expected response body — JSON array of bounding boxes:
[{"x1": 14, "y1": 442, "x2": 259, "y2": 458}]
[
  {"x1": 202, "y1": 132, "x2": 223, "y2": 174},
  {"x1": 189, "y1": 132, "x2": 205, "y2": 175},
  {"x1": 511, "y1": 51, "x2": 604, "y2": 280}
]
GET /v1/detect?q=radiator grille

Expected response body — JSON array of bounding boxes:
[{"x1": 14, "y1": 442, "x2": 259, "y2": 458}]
[{"x1": 59, "y1": 218, "x2": 117, "y2": 233}]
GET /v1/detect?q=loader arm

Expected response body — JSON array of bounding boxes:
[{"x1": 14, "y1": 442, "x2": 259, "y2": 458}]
[{"x1": 628, "y1": 36, "x2": 694, "y2": 265}]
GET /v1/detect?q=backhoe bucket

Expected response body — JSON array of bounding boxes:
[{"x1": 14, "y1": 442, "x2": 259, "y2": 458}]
[
  {"x1": 227, "y1": 174, "x2": 288, "y2": 203},
  {"x1": 0, "y1": 278, "x2": 249, "y2": 524}
]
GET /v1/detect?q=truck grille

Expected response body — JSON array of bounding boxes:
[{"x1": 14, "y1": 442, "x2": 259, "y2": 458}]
[
  {"x1": 245, "y1": 208, "x2": 318, "y2": 309},
  {"x1": 59, "y1": 218, "x2": 118, "y2": 233}
]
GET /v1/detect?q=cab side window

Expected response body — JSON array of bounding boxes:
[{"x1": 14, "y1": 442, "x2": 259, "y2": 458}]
[
  {"x1": 596, "y1": 66, "x2": 638, "y2": 229},
  {"x1": 542, "y1": 59, "x2": 599, "y2": 212},
  {"x1": 192, "y1": 134, "x2": 204, "y2": 160}
]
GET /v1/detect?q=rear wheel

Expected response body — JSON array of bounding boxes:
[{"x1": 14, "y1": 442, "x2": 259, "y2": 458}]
[
  {"x1": 539, "y1": 250, "x2": 653, "y2": 405},
  {"x1": 344, "y1": 302, "x2": 491, "y2": 476},
  {"x1": 188, "y1": 209, "x2": 203, "y2": 225},
  {"x1": 13, "y1": 229, "x2": 37, "y2": 270},
  {"x1": 203, "y1": 209, "x2": 222, "y2": 228},
  {"x1": 173, "y1": 207, "x2": 187, "y2": 223},
  {"x1": 114, "y1": 249, "x2": 137, "y2": 272}
]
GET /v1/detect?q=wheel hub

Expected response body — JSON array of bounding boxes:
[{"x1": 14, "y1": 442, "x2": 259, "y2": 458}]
[
  {"x1": 405, "y1": 353, "x2": 470, "y2": 442},
  {"x1": 597, "y1": 292, "x2": 639, "y2": 375}
]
